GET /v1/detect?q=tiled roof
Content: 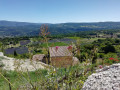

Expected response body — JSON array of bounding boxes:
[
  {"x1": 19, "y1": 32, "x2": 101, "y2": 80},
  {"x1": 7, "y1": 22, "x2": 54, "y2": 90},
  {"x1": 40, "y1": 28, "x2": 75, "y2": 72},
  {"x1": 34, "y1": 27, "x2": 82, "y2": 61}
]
[{"x1": 49, "y1": 46, "x2": 72, "y2": 57}]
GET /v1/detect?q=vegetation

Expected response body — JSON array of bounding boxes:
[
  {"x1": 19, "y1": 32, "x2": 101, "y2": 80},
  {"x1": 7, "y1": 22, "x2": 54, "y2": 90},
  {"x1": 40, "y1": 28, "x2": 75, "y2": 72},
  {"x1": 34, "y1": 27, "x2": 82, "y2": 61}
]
[
  {"x1": 0, "y1": 64, "x2": 97, "y2": 90},
  {"x1": 1, "y1": 20, "x2": 120, "y2": 37},
  {"x1": 0, "y1": 57, "x2": 5, "y2": 67},
  {"x1": 1, "y1": 24, "x2": 120, "y2": 89},
  {"x1": 0, "y1": 69, "x2": 47, "y2": 89}
]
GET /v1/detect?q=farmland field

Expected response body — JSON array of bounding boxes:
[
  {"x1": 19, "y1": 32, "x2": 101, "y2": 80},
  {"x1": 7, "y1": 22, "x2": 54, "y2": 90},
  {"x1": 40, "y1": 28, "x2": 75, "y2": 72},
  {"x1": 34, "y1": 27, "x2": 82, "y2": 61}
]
[{"x1": 4, "y1": 47, "x2": 28, "y2": 55}]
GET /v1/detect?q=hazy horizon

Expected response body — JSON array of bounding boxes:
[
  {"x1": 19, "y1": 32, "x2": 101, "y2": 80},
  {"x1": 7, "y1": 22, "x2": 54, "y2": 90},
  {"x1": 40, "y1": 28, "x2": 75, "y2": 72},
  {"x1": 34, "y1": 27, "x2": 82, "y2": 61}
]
[{"x1": 1, "y1": 20, "x2": 120, "y2": 24}]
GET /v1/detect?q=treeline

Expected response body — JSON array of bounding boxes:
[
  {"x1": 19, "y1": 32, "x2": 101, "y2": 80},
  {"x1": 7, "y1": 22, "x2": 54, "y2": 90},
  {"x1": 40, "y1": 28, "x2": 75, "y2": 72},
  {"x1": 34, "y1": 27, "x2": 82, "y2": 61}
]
[
  {"x1": 1, "y1": 28, "x2": 120, "y2": 44},
  {"x1": 51, "y1": 29, "x2": 120, "y2": 38},
  {"x1": 78, "y1": 38, "x2": 120, "y2": 64},
  {"x1": 1, "y1": 21, "x2": 120, "y2": 37}
]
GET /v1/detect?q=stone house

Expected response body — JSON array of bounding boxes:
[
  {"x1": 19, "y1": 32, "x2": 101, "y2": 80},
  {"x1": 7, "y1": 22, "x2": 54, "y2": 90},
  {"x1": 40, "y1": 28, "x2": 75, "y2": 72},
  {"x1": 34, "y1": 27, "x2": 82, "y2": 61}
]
[{"x1": 49, "y1": 46, "x2": 73, "y2": 67}]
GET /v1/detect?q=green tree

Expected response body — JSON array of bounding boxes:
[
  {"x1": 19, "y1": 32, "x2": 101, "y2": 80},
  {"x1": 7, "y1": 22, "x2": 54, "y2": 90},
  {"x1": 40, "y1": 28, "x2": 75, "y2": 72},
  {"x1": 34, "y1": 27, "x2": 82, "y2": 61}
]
[
  {"x1": 102, "y1": 44, "x2": 116, "y2": 53},
  {"x1": 14, "y1": 50, "x2": 17, "y2": 57}
]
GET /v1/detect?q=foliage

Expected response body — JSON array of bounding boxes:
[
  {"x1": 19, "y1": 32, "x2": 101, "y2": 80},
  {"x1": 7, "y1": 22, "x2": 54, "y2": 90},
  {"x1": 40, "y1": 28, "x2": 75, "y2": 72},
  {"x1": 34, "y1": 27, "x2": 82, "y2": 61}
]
[
  {"x1": 1, "y1": 21, "x2": 120, "y2": 37},
  {"x1": 1, "y1": 25, "x2": 120, "y2": 90},
  {"x1": 103, "y1": 53, "x2": 119, "y2": 65},
  {"x1": 102, "y1": 44, "x2": 116, "y2": 53},
  {"x1": 40, "y1": 42, "x2": 68, "y2": 48},
  {"x1": 0, "y1": 64, "x2": 94, "y2": 90},
  {"x1": 0, "y1": 69, "x2": 48, "y2": 89}
]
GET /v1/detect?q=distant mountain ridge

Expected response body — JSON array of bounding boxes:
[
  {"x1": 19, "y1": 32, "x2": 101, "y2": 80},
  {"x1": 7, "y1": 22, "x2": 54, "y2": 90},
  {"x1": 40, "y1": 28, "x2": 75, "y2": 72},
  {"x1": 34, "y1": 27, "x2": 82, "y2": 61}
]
[
  {"x1": 0, "y1": 20, "x2": 41, "y2": 26},
  {"x1": 0, "y1": 20, "x2": 120, "y2": 37}
]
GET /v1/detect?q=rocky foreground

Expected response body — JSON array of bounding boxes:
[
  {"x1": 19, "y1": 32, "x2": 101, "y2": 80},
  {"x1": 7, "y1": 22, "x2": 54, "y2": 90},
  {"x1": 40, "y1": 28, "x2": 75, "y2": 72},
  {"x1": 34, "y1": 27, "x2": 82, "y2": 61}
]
[
  {"x1": 82, "y1": 63, "x2": 120, "y2": 90},
  {"x1": 0, "y1": 52, "x2": 46, "y2": 71}
]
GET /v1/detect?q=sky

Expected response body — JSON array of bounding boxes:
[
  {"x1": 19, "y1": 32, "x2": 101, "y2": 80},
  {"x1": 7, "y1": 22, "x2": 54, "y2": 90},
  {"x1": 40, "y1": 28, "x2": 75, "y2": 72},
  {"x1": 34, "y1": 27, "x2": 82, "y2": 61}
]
[{"x1": 0, "y1": 0, "x2": 120, "y2": 23}]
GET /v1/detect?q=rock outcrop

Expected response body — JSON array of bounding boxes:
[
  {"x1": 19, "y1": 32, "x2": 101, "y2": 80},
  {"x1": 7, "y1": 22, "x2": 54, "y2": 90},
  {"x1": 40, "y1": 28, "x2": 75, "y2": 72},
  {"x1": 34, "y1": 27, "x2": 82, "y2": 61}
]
[{"x1": 82, "y1": 63, "x2": 120, "y2": 90}]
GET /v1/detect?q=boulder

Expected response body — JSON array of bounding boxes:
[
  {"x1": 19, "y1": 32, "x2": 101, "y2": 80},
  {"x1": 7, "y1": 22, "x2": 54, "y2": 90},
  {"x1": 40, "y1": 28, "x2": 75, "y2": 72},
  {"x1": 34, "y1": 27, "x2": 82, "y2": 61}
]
[{"x1": 82, "y1": 63, "x2": 120, "y2": 90}]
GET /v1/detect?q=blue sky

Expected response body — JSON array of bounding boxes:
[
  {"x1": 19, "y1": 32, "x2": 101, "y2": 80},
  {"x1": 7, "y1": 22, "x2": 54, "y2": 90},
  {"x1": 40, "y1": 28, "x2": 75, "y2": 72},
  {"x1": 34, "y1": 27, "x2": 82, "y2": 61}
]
[{"x1": 0, "y1": 0, "x2": 120, "y2": 23}]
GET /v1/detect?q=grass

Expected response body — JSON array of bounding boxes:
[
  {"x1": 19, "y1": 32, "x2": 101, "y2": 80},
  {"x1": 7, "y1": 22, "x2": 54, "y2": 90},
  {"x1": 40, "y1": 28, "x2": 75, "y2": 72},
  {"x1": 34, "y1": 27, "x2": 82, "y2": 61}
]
[
  {"x1": 0, "y1": 57, "x2": 116, "y2": 89},
  {"x1": 40, "y1": 42, "x2": 69, "y2": 48},
  {"x1": 67, "y1": 37, "x2": 81, "y2": 40},
  {"x1": 0, "y1": 69, "x2": 48, "y2": 90},
  {"x1": 68, "y1": 37, "x2": 105, "y2": 43},
  {"x1": 0, "y1": 63, "x2": 93, "y2": 89}
]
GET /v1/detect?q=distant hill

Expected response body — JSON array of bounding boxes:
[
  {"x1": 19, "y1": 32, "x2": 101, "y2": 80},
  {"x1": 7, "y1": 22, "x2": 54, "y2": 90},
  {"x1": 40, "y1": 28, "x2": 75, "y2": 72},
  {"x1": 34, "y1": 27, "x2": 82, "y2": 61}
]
[
  {"x1": 0, "y1": 20, "x2": 40, "y2": 26},
  {"x1": 0, "y1": 20, "x2": 120, "y2": 37}
]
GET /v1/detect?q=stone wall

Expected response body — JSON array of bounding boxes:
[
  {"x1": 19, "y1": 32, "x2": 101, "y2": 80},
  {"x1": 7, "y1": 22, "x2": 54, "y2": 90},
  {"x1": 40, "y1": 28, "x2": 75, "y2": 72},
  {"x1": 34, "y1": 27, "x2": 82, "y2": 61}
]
[{"x1": 50, "y1": 56, "x2": 73, "y2": 68}]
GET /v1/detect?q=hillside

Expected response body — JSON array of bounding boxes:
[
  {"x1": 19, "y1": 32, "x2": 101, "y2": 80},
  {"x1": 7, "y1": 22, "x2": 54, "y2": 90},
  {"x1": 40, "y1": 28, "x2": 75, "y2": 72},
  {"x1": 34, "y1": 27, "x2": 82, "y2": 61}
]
[
  {"x1": 0, "y1": 21, "x2": 120, "y2": 37},
  {"x1": 0, "y1": 20, "x2": 40, "y2": 26}
]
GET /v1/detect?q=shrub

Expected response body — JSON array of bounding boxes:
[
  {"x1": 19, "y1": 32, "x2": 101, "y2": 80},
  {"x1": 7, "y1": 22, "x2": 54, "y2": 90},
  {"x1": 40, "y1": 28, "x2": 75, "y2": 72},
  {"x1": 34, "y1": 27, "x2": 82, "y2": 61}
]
[
  {"x1": 102, "y1": 44, "x2": 116, "y2": 53},
  {"x1": 103, "y1": 53, "x2": 119, "y2": 65}
]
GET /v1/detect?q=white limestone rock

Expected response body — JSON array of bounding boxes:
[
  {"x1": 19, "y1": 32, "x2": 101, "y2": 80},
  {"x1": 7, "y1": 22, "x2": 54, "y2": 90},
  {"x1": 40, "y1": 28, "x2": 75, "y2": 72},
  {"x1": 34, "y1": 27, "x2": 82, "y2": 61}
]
[{"x1": 82, "y1": 63, "x2": 120, "y2": 90}]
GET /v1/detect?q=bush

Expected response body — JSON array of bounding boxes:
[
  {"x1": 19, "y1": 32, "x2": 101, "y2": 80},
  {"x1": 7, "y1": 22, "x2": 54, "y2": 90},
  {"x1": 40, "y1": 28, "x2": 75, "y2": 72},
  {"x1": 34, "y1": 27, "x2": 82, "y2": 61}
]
[
  {"x1": 103, "y1": 53, "x2": 119, "y2": 65},
  {"x1": 98, "y1": 53, "x2": 104, "y2": 58},
  {"x1": 102, "y1": 44, "x2": 116, "y2": 53}
]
